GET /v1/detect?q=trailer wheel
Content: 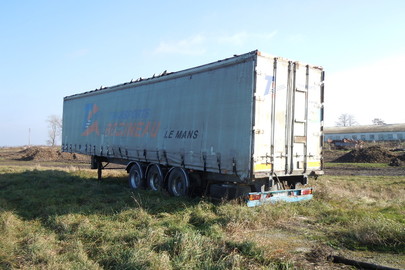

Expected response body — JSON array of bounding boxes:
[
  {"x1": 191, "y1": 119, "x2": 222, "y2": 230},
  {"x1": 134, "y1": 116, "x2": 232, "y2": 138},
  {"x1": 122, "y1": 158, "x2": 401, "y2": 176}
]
[
  {"x1": 167, "y1": 167, "x2": 189, "y2": 197},
  {"x1": 146, "y1": 164, "x2": 164, "y2": 191},
  {"x1": 128, "y1": 162, "x2": 145, "y2": 189}
]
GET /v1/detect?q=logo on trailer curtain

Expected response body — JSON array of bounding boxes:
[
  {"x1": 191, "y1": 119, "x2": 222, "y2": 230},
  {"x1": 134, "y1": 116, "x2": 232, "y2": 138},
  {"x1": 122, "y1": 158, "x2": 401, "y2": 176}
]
[
  {"x1": 81, "y1": 103, "x2": 160, "y2": 138},
  {"x1": 82, "y1": 103, "x2": 100, "y2": 136}
]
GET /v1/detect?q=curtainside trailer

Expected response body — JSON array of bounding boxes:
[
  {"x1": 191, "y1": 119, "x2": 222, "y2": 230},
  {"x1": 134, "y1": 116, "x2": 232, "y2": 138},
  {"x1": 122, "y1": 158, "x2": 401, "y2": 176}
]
[{"x1": 62, "y1": 50, "x2": 324, "y2": 206}]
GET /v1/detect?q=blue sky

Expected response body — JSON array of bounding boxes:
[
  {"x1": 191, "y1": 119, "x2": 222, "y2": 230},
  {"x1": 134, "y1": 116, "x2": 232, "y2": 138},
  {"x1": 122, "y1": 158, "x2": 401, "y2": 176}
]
[{"x1": 1, "y1": 0, "x2": 404, "y2": 146}]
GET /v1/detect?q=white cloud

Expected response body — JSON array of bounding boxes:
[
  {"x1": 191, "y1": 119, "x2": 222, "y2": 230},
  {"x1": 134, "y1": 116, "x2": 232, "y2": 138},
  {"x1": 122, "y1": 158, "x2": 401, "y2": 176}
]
[
  {"x1": 287, "y1": 33, "x2": 304, "y2": 42},
  {"x1": 68, "y1": 48, "x2": 89, "y2": 58},
  {"x1": 218, "y1": 31, "x2": 277, "y2": 46},
  {"x1": 153, "y1": 31, "x2": 277, "y2": 55},
  {"x1": 218, "y1": 32, "x2": 249, "y2": 45},
  {"x1": 153, "y1": 35, "x2": 207, "y2": 55},
  {"x1": 325, "y1": 53, "x2": 405, "y2": 126}
]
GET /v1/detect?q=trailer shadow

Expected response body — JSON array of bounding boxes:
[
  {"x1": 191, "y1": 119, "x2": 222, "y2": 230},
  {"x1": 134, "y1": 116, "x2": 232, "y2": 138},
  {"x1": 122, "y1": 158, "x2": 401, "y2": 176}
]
[{"x1": 0, "y1": 168, "x2": 202, "y2": 222}]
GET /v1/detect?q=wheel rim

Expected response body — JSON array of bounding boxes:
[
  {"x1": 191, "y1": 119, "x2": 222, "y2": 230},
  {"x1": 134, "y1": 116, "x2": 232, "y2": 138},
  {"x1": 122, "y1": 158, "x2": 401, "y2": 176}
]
[
  {"x1": 149, "y1": 172, "x2": 161, "y2": 191},
  {"x1": 128, "y1": 163, "x2": 144, "y2": 189},
  {"x1": 168, "y1": 168, "x2": 189, "y2": 196},
  {"x1": 130, "y1": 171, "x2": 140, "y2": 188},
  {"x1": 173, "y1": 175, "x2": 184, "y2": 195}
]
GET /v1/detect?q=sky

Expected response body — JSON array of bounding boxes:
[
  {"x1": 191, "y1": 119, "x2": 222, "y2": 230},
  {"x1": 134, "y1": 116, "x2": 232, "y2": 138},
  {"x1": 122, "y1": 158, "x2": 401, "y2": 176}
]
[{"x1": 1, "y1": 0, "x2": 404, "y2": 146}]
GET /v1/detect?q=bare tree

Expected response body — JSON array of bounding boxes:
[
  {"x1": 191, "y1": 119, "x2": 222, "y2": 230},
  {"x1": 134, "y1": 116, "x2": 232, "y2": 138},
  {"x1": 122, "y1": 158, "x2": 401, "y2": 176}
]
[
  {"x1": 46, "y1": 115, "x2": 62, "y2": 146},
  {"x1": 372, "y1": 118, "x2": 386, "y2": 125},
  {"x1": 336, "y1": 113, "x2": 358, "y2": 127}
]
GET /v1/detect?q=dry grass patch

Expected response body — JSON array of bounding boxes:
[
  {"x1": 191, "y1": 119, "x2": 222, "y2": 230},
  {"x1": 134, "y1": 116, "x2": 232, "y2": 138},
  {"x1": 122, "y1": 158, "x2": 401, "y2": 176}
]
[{"x1": 0, "y1": 165, "x2": 404, "y2": 269}]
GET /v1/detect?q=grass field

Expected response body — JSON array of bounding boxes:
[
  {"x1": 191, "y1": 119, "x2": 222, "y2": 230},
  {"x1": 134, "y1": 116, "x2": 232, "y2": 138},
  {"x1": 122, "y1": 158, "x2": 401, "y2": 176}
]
[
  {"x1": 0, "y1": 164, "x2": 404, "y2": 269},
  {"x1": 325, "y1": 162, "x2": 392, "y2": 168}
]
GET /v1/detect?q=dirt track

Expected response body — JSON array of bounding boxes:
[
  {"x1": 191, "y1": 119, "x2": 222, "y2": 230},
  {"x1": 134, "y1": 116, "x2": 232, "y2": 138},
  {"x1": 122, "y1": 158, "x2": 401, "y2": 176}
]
[{"x1": 324, "y1": 166, "x2": 404, "y2": 176}]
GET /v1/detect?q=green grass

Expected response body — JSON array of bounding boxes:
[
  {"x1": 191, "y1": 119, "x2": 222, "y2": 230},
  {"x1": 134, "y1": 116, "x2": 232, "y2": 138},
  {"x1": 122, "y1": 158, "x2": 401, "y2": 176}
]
[
  {"x1": 306, "y1": 175, "x2": 405, "y2": 252},
  {"x1": 0, "y1": 165, "x2": 404, "y2": 269},
  {"x1": 324, "y1": 162, "x2": 391, "y2": 168}
]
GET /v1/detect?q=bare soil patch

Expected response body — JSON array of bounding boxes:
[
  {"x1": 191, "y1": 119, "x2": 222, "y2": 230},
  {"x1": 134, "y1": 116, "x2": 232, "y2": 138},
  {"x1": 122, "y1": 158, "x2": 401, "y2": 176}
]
[
  {"x1": 333, "y1": 146, "x2": 394, "y2": 163},
  {"x1": 323, "y1": 146, "x2": 405, "y2": 176},
  {"x1": 0, "y1": 146, "x2": 90, "y2": 167},
  {"x1": 17, "y1": 146, "x2": 89, "y2": 162}
]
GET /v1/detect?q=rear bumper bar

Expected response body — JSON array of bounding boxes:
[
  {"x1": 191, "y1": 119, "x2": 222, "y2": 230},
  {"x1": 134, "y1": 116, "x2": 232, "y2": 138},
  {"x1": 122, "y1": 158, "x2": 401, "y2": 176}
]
[{"x1": 247, "y1": 188, "x2": 313, "y2": 207}]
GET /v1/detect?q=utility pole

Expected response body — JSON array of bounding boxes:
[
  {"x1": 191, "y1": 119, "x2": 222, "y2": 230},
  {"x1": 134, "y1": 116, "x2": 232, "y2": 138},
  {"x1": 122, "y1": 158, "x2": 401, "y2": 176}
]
[{"x1": 28, "y1": 128, "x2": 31, "y2": 147}]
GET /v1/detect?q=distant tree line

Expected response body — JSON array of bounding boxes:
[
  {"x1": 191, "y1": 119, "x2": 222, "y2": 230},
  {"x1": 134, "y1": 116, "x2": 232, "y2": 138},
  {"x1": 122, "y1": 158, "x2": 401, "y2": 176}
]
[
  {"x1": 336, "y1": 113, "x2": 358, "y2": 127},
  {"x1": 336, "y1": 114, "x2": 387, "y2": 127}
]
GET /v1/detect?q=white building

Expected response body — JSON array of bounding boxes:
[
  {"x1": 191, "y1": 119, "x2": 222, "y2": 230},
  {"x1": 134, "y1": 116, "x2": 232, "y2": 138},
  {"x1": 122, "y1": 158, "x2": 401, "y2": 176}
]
[{"x1": 324, "y1": 124, "x2": 405, "y2": 142}]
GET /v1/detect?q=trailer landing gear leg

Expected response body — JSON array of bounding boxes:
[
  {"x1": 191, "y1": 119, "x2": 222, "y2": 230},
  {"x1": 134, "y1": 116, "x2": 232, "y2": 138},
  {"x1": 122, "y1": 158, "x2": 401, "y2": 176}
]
[{"x1": 97, "y1": 160, "x2": 102, "y2": 181}]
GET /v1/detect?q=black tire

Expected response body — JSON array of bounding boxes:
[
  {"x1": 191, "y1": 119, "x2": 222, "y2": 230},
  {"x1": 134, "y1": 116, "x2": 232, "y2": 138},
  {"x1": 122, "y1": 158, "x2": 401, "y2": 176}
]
[
  {"x1": 128, "y1": 163, "x2": 145, "y2": 189},
  {"x1": 167, "y1": 167, "x2": 189, "y2": 197},
  {"x1": 146, "y1": 164, "x2": 164, "y2": 191}
]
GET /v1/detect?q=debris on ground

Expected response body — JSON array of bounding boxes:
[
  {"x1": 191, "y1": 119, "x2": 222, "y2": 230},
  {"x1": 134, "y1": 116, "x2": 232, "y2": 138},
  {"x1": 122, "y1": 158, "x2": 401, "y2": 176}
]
[
  {"x1": 397, "y1": 153, "x2": 405, "y2": 161},
  {"x1": 327, "y1": 138, "x2": 364, "y2": 150},
  {"x1": 389, "y1": 158, "x2": 403, "y2": 167}
]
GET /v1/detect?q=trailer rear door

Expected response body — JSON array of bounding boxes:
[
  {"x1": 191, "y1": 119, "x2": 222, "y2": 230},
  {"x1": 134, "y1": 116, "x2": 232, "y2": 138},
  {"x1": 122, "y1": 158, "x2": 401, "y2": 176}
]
[{"x1": 253, "y1": 54, "x2": 323, "y2": 178}]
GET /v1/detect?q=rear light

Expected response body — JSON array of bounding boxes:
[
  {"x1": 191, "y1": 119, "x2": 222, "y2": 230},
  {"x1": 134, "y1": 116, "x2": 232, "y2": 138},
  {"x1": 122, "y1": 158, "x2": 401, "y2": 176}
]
[
  {"x1": 249, "y1": 194, "x2": 261, "y2": 201},
  {"x1": 301, "y1": 189, "x2": 312, "y2": 195}
]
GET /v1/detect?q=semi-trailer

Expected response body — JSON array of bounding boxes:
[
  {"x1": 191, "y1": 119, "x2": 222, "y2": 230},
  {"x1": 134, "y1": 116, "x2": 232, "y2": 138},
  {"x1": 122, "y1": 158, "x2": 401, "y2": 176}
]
[{"x1": 62, "y1": 50, "x2": 324, "y2": 206}]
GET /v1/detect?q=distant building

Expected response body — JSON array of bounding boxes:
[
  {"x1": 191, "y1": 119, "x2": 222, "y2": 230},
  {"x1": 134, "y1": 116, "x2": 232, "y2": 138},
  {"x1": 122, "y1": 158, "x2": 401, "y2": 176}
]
[{"x1": 324, "y1": 124, "x2": 405, "y2": 142}]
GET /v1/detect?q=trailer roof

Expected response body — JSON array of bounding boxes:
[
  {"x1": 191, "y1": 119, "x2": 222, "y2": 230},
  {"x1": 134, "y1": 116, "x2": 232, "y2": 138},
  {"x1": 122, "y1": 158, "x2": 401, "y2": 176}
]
[{"x1": 64, "y1": 50, "x2": 323, "y2": 100}]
